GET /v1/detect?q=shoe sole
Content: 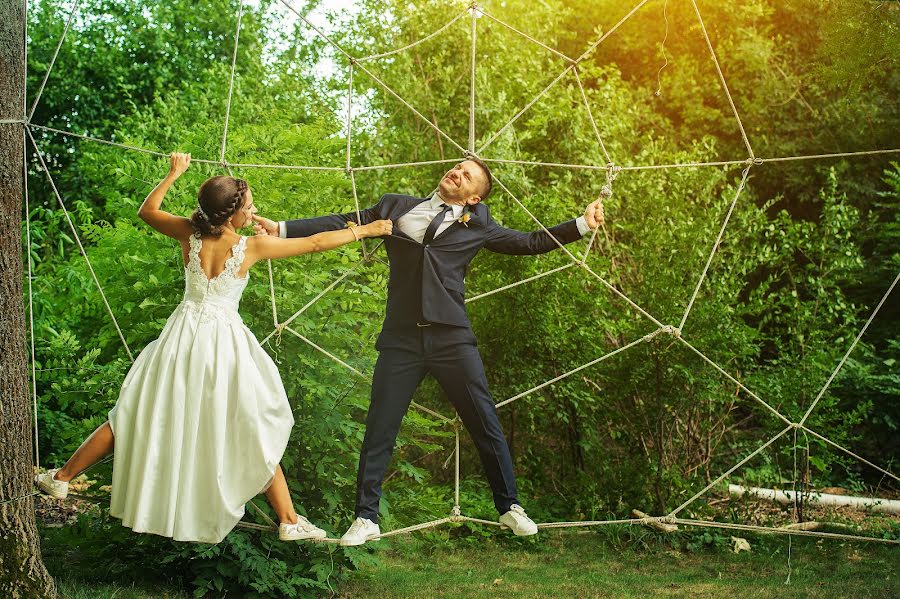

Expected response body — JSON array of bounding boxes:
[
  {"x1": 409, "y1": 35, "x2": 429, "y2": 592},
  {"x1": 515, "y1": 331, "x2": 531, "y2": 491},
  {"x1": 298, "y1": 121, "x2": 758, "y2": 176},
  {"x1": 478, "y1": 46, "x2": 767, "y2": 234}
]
[
  {"x1": 279, "y1": 532, "x2": 328, "y2": 542},
  {"x1": 35, "y1": 477, "x2": 67, "y2": 500},
  {"x1": 339, "y1": 535, "x2": 380, "y2": 547}
]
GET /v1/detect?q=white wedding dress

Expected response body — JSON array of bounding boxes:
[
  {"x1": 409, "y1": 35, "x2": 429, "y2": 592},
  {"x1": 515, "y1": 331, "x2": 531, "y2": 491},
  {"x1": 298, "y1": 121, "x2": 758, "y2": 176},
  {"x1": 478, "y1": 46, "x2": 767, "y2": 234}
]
[{"x1": 108, "y1": 235, "x2": 293, "y2": 543}]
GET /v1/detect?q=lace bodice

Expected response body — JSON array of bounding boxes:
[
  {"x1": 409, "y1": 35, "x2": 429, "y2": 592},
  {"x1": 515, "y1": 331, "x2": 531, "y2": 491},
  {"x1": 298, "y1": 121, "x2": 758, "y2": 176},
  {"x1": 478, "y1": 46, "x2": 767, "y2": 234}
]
[{"x1": 181, "y1": 235, "x2": 249, "y2": 324}]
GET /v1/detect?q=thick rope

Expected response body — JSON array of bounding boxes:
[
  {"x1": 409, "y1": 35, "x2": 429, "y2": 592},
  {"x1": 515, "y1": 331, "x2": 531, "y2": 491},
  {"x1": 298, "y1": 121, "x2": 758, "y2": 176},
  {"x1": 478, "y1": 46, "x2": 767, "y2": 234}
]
[
  {"x1": 358, "y1": 9, "x2": 468, "y2": 63},
  {"x1": 802, "y1": 426, "x2": 899, "y2": 484},
  {"x1": 689, "y1": 0, "x2": 754, "y2": 158},
  {"x1": 667, "y1": 425, "x2": 793, "y2": 518},
  {"x1": 678, "y1": 165, "x2": 752, "y2": 331},
  {"x1": 677, "y1": 337, "x2": 793, "y2": 425},
  {"x1": 495, "y1": 333, "x2": 650, "y2": 409},
  {"x1": 573, "y1": 67, "x2": 612, "y2": 165},
  {"x1": 478, "y1": 9, "x2": 576, "y2": 64},
  {"x1": 468, "y1": 3, "x2": 477, "y2": 154},
  {"x1": 672, "y1": 518, "x2": 900, "y2": 546},
  {"x1": 219, "y1": 0, "x2": 244, "y2": 165},
  {"x1": 798, "y1": 271, "x2": 899, "y2": 426},
  {"x1": 28, "y1": 0, "x2": 82, "y2": 120},
  {"x1": 465, "y1": 263, "x2": 576, "y2": 304},
  {"x1": 354, "y1": 61, "x2": 467, "y2": 155},
  {"x1": 27, "y1": 128, "x2": 134, "y2": 362}
]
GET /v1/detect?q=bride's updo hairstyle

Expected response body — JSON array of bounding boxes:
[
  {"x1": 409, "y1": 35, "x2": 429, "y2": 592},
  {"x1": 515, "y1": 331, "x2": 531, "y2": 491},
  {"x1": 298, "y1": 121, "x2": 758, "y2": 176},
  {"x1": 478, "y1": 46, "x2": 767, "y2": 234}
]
[{"x1": 190, "y1": 176, "x2": 249, "y2": 238}]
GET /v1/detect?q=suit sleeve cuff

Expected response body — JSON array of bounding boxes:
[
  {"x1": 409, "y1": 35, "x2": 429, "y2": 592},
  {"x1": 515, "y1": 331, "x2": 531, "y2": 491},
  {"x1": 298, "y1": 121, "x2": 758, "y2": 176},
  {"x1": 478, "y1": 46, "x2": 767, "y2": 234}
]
[
  {"x1": 279, "y1": 221, "x2": 287, "y2": 238},
  {"x1": 575, "y1": 216, "x2": 590, "y2": 237}
]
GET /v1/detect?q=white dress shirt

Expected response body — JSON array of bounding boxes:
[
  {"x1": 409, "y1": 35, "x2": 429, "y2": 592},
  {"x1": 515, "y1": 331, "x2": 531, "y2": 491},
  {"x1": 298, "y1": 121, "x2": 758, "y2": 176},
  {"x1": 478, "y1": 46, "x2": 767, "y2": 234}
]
[{"x1": 278, "y1": 194, "x2": 592, "y2": 240}]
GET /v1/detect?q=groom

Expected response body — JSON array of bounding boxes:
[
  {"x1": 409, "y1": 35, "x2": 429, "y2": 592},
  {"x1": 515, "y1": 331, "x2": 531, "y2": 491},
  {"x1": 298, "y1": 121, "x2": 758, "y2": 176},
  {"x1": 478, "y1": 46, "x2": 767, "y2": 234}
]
[{"x1": 255, "y1": 158, "x2": 604, "y2": 545}]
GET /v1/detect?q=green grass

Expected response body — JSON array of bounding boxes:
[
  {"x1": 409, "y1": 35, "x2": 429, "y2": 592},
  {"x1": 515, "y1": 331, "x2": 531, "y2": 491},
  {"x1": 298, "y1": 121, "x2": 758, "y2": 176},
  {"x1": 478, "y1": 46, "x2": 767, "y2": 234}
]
[
  {"x1": 338, "y1": 531, "x2": 900, "y2": 599},
  {"x1": 46, "y1": 529, "x2": 899, "y2": 598}
]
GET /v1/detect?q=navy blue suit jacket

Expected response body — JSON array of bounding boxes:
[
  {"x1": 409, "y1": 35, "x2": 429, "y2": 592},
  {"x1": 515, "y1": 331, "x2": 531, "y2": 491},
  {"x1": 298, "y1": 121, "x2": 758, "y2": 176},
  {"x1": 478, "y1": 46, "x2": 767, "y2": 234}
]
[{"x1": 285, "y1": 194, "x2": 582, "y2": 330}]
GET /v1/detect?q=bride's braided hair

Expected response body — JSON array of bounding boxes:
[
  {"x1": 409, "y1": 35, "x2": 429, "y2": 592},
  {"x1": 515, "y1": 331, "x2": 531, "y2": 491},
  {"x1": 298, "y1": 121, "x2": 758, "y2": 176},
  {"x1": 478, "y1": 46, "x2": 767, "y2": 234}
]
[{"x1": 190, "y1": 176, "x2": 249, "y2": 238}]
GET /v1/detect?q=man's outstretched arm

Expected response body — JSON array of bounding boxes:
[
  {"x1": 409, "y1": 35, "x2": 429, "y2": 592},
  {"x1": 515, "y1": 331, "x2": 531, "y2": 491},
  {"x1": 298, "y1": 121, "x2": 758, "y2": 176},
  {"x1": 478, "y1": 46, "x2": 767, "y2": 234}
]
[
  {"x1": 484, "y1": 200, "x2": 604, "y2": 255},
  {"x1": 255, "y1": 196, "x2": 385, "y2": 238}
]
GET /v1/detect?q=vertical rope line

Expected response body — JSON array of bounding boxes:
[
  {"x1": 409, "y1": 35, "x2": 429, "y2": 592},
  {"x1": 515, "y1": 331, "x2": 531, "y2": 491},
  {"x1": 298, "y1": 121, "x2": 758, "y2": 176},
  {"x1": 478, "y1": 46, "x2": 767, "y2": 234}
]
[
  {"x1": 679, "y1": 165, "x2": 751, "y2": 331},
  {"x1": 799, "y1": 271, "x2": 899, "y2": 426},
  {"x1": 28, "y1": 0, "x2": 82, "y2": 120},
  {"x1": 345, "y1": 64, "x2": 354, "y2": 171},
  {"x1": 349, "y1": 169, "x2": 368, "y2": 258},
  {"x1": 26, "y1": 128, "x2": 134, "y2": 362},
  {"x1": 23, "y1": 0, "x2": 28, "y2": 118},
  {"x1": 786, "y1": 426, "x2": 798, "y2": 585},
  {"x1": 688, "y1": 0, "x2": 753, "y2": 157},
  {"x1": 220, "y1": 0, "x2": 245, "y2": 164},
  {"x1": 573, "y1": 67, "x2": 612, "y2": 164},
  {"x1": 267, "y1": 259, "x2": 278, "y2": 326},
  {"x1": 454, "y1": 421, "x2": 461, "y2": 508},
  {"x1": 468, "y1": 3, "x2": 477, "y2": 153},
  {"x1": 24, "y1": 130, "x2": 39, "y2": 467}
]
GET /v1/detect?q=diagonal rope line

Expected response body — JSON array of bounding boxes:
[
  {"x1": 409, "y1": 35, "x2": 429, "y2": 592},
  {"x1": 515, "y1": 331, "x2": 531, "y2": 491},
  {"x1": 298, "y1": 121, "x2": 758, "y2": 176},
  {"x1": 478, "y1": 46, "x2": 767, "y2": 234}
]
[
  {"x1": 689, "y1": 0, "x2": 753, "y2": 157},
  {"x1": 573, "y1": 67, "x2": 612, "y2": 164},
  {"x1": 672, "y1": 518, "x2": 900, "y2": 545},
  {"x1": 28, "y1": 0, "x2": 82, "y2": 120},
  {"x1": 24, "y1": 128, "x2": 39, "y2": 467},
  {"x1": 275, "y1": 0, "x2": 353, "y2": 60},
  {"x1": 579, "y1": 264, "x2": 665, "y2": 328},
  {"x1": 358, "y1": 9, "x2": 469, "y2": 62},
  {"x1": 353, "y1": 61, "x2": 467, "y2": 155},
  {"x1": 478, "y1": 8, "x2": 576, "y2": 64},
  {"x1": 468, "y1": 3, "x2": 477, "y2": 153},
  {"x1": 260, "y1": 260, "x2": 366, "y2": 345},
  {"x1": 283, "y1": 324, "x2": 366, "y2": 378},
  {"x1": 679, "y1": 165, "x2": 752, "y2": 331},
  {"x1": 798, "y1": 271, "x2": 899, "y2": 426},
  {"x1": 575, "y1": 0, "x2": 652, "y2": 64},
  {"x1": 465, "y1": 263, "x2": 576, "y2": 304},
  {"x1": 667, "y1": 424, "x2": 792, "y2": 518},
  {"x1": 27, "y1": 128, "x2": 134, "y2": 362},
  {"x1": 677, "y1": 336, "x2": 792, "y2": 425},
  {"x1": 219, "y1": 0, "x2": 245, "y2": 164},
  {"x1": 801, "y1": 426, "x2": 899, "y2": 484},
  {"x1": 477, "y1": 64, "x2": 575, "y2": 154},
  {"x1": 495, "y1": 333, "x2": 651, "y2": 409},
  {"x1": 492, "y1": 171, "x2": 664, "y2": 329},
  {"x1": 280, "y1": 328, "x2": 452, "y2": 423}
]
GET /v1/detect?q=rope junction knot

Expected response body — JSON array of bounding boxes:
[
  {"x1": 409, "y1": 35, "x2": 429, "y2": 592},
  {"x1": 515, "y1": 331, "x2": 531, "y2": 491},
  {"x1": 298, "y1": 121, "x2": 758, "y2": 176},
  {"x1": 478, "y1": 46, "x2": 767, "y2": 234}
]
[{"x1": 744, "y1": 156, "x2": 764, "y2": 166}]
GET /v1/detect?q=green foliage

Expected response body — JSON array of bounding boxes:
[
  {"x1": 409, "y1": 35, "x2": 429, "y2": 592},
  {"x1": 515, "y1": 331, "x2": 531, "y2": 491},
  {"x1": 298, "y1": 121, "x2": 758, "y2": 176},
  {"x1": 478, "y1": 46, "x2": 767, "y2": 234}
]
[{"x1": 24, "y1": 0, "x2": 899, "y2": 595}]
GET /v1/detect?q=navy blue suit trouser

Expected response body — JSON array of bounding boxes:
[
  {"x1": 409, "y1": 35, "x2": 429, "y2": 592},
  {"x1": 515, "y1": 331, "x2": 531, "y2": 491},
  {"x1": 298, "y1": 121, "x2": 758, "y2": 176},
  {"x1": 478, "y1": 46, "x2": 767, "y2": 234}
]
[{"x1": 355, "y1": 325, "x2": 518, "y2": 522}]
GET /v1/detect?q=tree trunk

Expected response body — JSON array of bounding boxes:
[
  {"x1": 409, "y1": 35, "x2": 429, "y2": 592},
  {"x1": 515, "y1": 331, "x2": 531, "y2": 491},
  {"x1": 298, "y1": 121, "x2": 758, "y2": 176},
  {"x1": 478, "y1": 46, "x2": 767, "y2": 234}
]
[{"x1": 0, "y1": 0, "x2": 58, "y2": 596}]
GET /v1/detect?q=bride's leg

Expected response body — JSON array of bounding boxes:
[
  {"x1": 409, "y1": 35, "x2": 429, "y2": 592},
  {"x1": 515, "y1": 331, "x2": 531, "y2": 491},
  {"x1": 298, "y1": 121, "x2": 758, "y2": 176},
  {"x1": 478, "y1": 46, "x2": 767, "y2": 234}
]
[
  {"x1": 55, "y1": 422, "x2": 115, "y2": 483},
  {"x1": 265, "y1": 465, "x2": 299, "y2": 525}
]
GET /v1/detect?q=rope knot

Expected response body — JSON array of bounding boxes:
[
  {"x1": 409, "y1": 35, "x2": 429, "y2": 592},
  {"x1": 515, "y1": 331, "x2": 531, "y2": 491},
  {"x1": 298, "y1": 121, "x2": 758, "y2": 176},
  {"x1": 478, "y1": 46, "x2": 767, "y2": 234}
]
[
  {"x1": 599, "y1": 184, "x2": 613, "y2": 199},
  {"x1": 660, "y1": 325, "x2": 681, "y2": 338}
]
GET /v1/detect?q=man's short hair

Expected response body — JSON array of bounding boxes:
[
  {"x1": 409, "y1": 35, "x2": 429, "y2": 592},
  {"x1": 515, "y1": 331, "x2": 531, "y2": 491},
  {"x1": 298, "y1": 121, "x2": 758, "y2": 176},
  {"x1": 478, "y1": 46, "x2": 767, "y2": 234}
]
[{"x1": 465, "y1": 157, "x2": 493, "y2": 200}]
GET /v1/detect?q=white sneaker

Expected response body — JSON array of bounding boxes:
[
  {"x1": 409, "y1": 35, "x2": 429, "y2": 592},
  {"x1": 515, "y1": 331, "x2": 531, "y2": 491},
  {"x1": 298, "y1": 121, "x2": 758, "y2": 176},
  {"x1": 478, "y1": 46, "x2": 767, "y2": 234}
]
[
  {"x1": 339, "y1": 517, "x2": 380, "y2": 546},
  {"x1": 34, "y1": 469, "x2": 68, "y2": 499},
  {"x1": 499, "y1": 504, "x2": 538, "y2": 536},
  {"x1": 278, "y1": 515, "x2": 327, "y2": 541}
]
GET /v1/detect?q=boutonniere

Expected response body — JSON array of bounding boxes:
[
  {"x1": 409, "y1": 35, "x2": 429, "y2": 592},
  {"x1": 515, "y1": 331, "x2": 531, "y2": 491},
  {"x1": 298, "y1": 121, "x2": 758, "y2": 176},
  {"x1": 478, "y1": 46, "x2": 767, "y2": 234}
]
[{"x1": 457, "y1": 209, "x2": 473, "y2": 227}]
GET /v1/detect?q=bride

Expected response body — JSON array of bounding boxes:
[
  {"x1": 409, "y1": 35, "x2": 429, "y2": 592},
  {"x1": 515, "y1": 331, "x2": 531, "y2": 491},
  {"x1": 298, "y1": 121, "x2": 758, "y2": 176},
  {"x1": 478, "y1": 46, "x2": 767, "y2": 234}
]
[{"x1": 35, "y1": 153, "x2": 392, "y2": 543}]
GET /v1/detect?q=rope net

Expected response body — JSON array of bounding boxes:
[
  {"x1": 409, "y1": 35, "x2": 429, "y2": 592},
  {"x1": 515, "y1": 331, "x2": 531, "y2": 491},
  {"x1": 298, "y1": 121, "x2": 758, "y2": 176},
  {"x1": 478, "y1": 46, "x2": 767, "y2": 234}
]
[{"x1": 7, "y1": 0, "x2": 900, "y2": 546}]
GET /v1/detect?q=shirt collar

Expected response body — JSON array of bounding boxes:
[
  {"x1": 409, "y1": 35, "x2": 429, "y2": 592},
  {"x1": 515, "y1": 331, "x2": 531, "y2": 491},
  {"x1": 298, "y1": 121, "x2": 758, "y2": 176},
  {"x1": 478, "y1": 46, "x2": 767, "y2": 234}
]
[{"x1": 432, "y1": 192, "x2": 464, "y2": 217}]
